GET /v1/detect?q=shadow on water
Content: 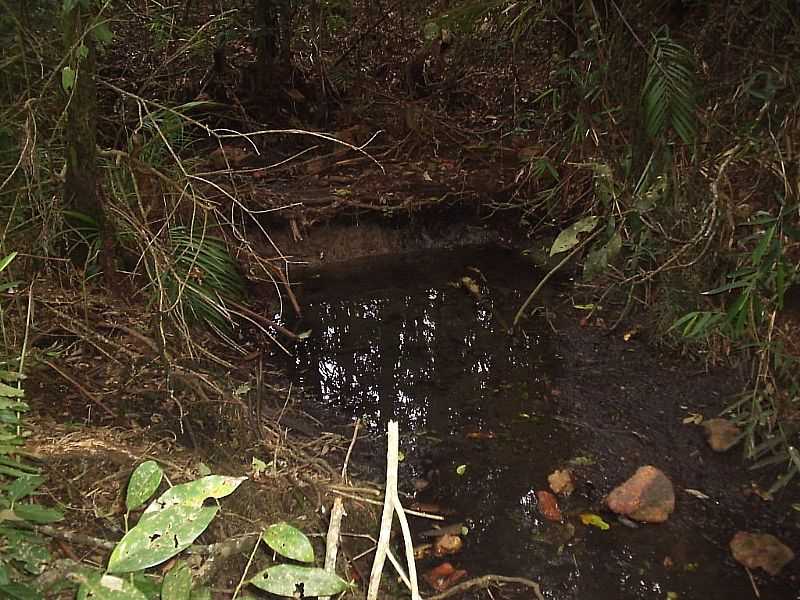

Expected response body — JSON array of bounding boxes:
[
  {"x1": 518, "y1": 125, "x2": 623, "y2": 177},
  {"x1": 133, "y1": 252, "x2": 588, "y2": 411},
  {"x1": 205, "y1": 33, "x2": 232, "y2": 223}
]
[{"x1": 291, "y1": 246, "x2": 796, "y2": 600}]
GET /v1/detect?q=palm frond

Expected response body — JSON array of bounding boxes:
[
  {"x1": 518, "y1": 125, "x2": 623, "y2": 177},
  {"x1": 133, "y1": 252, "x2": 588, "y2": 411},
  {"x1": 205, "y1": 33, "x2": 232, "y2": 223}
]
[{"x1": 641, "y1": 31, "x2": 697, "y2": 145}]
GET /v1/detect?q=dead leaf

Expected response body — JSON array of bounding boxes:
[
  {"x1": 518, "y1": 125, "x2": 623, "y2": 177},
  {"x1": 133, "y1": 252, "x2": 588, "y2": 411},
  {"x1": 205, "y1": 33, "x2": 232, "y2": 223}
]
[
  {"x1": 548, "y1": 469, "x2": 574, "y2": 497},
  {"x1": 536, "y1": 490, "x2": 562, "y2": 521},
  {"x1": 434, "y1": 534, "x2": 463, "y2": 556},
  {"x1": 730, "y1": 531, "x2": 795, "y2": 575},
  {"x1": 460, "y1": 276, "x2": 481, "y2": 300},
  {"x1": 466, "y1": 431, "x2": 496, "y2": 440},
  {"x1": 423, "y1": 563, "x2": 468, "y2": 592}
]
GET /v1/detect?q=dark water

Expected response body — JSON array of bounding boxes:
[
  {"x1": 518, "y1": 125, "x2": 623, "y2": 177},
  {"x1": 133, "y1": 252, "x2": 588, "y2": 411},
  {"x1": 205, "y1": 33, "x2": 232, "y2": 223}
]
[{"x1": 291, "y1": 246, "x2": 796, "y2": 600}]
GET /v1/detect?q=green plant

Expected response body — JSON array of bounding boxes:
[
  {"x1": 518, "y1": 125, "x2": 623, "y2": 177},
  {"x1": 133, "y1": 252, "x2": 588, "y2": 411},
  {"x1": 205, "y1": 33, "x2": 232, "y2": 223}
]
[
  {"x1": 75, "y1": 463, "x2": 348, "y2": 599},
  {"x1": 0, "y1": 253, "x2": 64, "y2": 600},
  {"x1": 157, "y1": 226, "x2": 246, "y2": 335},
  {"x1": 642, "y1": 29, "x2": 697, "y2": 145}
]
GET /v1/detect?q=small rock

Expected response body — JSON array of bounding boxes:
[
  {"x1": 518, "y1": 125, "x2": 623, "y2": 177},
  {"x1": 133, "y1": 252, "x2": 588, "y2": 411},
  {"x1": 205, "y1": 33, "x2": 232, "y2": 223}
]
[
  {"x1": 606, "y1": 465, "x2": 675, "y2": 523},
  {"x1": 702, "y1": 418, "x2": 741, "y2": 452},
  {"x1": 730, "y1": 531, "x2": 795, "y2": 576}
]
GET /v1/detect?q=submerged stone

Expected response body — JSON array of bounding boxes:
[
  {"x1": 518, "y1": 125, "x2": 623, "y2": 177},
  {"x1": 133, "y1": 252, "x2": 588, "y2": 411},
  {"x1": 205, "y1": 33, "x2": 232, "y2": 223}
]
[{"x1": 606, "y1": 466, "x2": 675, "y2": 523}]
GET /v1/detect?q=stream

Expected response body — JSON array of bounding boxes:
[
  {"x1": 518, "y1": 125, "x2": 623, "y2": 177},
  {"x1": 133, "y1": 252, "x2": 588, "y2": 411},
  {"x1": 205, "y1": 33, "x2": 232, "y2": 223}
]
[{"x1": 290, "y1": 245, "x2": 798, "y2": 600}]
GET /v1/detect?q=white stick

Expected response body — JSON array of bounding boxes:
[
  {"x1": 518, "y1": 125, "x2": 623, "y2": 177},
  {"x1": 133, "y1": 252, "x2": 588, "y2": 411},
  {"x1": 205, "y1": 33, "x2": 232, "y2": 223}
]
[
  {"x1": 367, "y1": 421, "x2": 420, "y2": 600},
  {"x1": 319, "y1": 497, "x2": 346, "y2": 600}
]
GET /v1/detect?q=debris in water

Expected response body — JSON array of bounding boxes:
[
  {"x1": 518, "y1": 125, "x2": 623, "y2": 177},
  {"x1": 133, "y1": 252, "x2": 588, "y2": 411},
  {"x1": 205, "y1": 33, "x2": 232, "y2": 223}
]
[
  {"x1": 729, "y1": 531, "x2": 795, "y2": 576},
  {"x1": 423, "y1": 562, "x2": 468, "y2": 592},
  {"x1": 536, "y1": 490, "x2": 562, "y2": 521},
  {"x1": 701, "y1": 418, "x2": 741, "y2": 452},
  {"x1": 548, "y1": 469, "x2": 575, "y2": 497},
  {"x1": 580, "y1": 513, "x2": 610, "y2": 530}
]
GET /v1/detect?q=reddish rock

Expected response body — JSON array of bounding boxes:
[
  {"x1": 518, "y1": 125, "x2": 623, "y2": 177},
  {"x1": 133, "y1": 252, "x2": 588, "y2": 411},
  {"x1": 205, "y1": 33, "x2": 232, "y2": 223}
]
[
  {"x1": 730, "y1": 532, "x2": 795, "y2": 576},
  {"x1": 702, "y1": 418, "x2": 741, "y2": 452},
  {"x1": 606, "y1": 466, "x2": 675, "y2": 523}
]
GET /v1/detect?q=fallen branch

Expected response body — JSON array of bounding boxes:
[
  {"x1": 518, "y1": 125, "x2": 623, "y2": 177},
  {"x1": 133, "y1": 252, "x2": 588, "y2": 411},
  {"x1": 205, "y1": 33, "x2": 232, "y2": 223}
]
[{"x1": 425, "y1": 574, "x2": 545, "y2": 600}]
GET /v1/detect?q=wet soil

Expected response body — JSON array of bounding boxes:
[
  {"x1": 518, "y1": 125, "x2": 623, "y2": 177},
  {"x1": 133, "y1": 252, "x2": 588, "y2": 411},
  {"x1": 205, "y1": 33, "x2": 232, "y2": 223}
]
[{"x1": 291, "y1": 244, "x2": 800, "y2": 599}]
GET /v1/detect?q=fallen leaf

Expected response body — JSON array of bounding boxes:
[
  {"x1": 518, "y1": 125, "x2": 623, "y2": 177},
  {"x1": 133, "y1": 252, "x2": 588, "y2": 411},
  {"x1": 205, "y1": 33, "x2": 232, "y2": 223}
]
[
  {"x1": 466, "y1": 431, "x2": 496, "y2": 440},
  {"x1": 580, "y1": 513, "x2": 610, "y2": 530},
  {"x1": 684, "y1": 488, "x2": 710, "y2": 500},
  {"x1": 682, "y1": 413, "x2": 703, "y2": 425},
  {"x1": 434, "y1": 534, "x2": 463, "y2": 556},
  {"x1": 423, "y1": 563, "x2": 468, "y2": 592},
  {"x1": 455, "y1": 464, "x2": 468, "y2": 476},
  {"x1": 548, "y1": 469, "x2": 574, "y2": 496},
  {"x1": 730, "y1": 531, "x2": 795, "y2": 575},
  {"x1": 536, "y1": 490, "x2": 562, "y2": 521},
  {"x1": 413, "y1": 544, "x2": 432, "y2": 560}
]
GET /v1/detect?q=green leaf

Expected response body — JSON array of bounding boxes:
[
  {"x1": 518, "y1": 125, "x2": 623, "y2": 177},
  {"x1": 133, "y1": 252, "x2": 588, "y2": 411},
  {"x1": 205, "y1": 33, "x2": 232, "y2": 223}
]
[
  {"x1": 77, "y1": 572, "x2": 150, "y2": 600},
  {"x1": 62, "y1": 0, "x2": 80, "y2": 12},
  {"x1": 550, "y1": 216, "x2": 599, "y2": 256},
  {"x1": 262, "y1": 523, "x2": 315, "y2": 563},
  {"x1": 107, "y1": 505, "x2": 218, "y2": 573},
  {"x1": 583, "y1": 232, "x2": 622, "y2": 280},
  {"x1": 7, "y1": 475, "x2": 44, "y2": 502},
  {"x1": 189, "y1": 587, "x2": 212, "y2": 600},
  {"x1": 249, "y1": 565, "x2": 348, "y2": 597},
  {"x1": 61, "y1": 67, "x2": 76, "y2": 92},
  {"x1": 143, "y1": 475, "x2": 245, "y2": 515},
  {"x1": 13, "y1": 504, "x2": 64, "y2": 524},
  {"x1": 0, "y1": 383, "x2": 24, "y2": 398},
  {"x1": 0, "y1": 583, "x2": 43, "y2": 600},
  {"x1": 579, "y1": 513, "x2": 610, "y2": 530},
  {"x1": 92, "y1": 22, "x2": 114, "y2": 44},
  {"x1": 161, "y1": 562, "x2": 192, "y2": 600},
  {"x1": 0, "y1": 252, "x2": 17, "y2": 273},
  {"x1": 126, "y1": 461, "x2": 163, "y2": 512}
]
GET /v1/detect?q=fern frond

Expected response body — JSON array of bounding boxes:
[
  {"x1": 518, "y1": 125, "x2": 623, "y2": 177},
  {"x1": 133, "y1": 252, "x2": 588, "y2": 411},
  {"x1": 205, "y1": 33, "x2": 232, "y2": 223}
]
[{"x1": 642, "y1": 32, "x2": 697, "y2": 145}]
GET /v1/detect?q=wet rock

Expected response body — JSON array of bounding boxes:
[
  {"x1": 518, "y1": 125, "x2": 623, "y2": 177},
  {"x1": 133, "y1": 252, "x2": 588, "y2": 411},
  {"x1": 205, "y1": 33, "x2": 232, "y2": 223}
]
[
  {"x1": 702, "y1": 418, "x2": 741, "y2": 452},
  {"x1": 606, "y1": 466, "x2": 675, "y2": 523},
  {"x1": 730, "y1": 531, "x2": 795, "y2": 575}
]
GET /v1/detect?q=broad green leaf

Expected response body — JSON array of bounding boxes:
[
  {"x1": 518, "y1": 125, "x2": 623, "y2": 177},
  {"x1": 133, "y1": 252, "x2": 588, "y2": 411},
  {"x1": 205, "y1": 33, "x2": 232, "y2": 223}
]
[
  {"x1": 189, "y1": 588, "x2": 212, "y2": 600},
  {"x1": 161, "y1": 562, "x2": 192, "y2": 600},
  {"x1": 0, "y1": 383, "x2": 23, "y2": 398},
  {"x1": 143, "y1": 475, "x2": 245, "y2": 515},
  {"x1": 249, "y1": 565, "x2": 348, "y2": 597},
  {"x1": 7, "y1": 475, "x2": 44, "y2": 502},
  {"x1": 92, "y1": 22, "x2": 114, "y2": 44},
  {"x1": 262, "y1": 523, "x2": 314, "y2": 563},
  {"x1": 77, "y1": 573, "x2": 149, "y2": 600},
  {"x1": 108, "y1": 505, "x2": 218, "y2": 573},
  {"x1": 13, "y1": 504, "x2": 64, "y2": 524},
  {"x1": 131, "y1": 573, "x2": 161, "y2": 600},
  {"x1": 583, "y1": 232, "x2": 622, "y2": 280},
  {"x1": 550, "y1": 216, "x2": 599, "y2": 256},
  {"x1": 62, "y1": 0, "x2": 80, "y2": 13},
  {"x1": 126, "y1": 461, "x2": 163, "y2": 511},
  {"x1": 61, "y1": 67, "x2": 76, "y2": 92},
  {"x1": 0, "y1": 583, "x2": 42, "y2": 600}
]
